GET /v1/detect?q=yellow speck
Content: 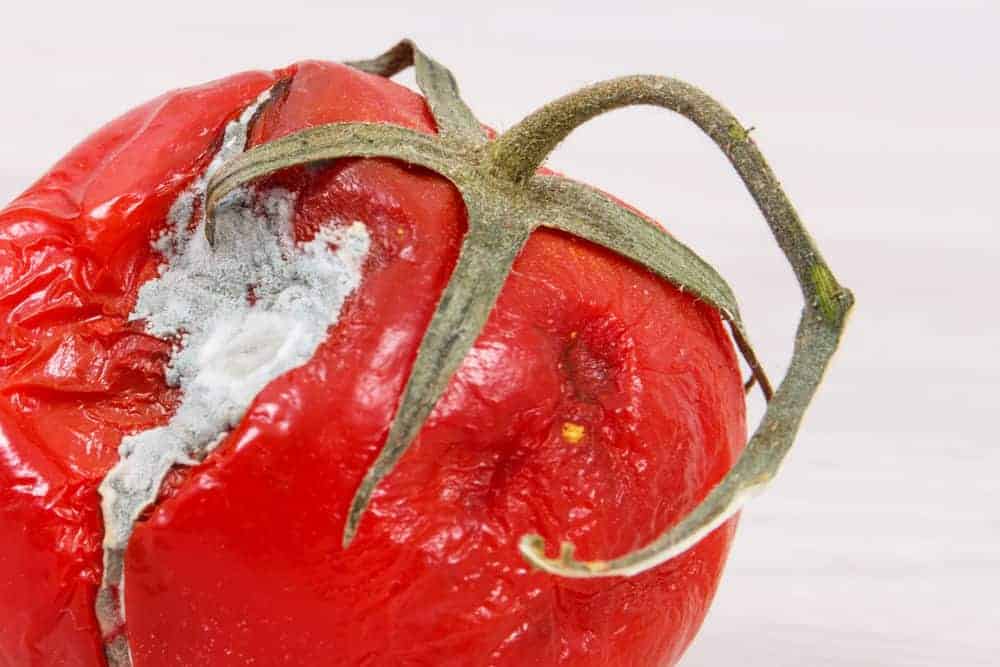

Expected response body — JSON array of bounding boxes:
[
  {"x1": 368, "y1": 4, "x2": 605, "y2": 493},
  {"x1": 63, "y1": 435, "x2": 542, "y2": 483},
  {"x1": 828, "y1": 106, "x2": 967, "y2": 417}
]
[
  {"x1": 569, "y1": 331, "x2": 578, "y2": 339},
  {"x1": 586, "y1": 560, "x2": 610, "y2": 573},
  {"x1": 561, "y1": 422, "x2": 586, "y2": 444},
  {"x1": 396, "y1": 227, "x2": 406, "y2": 237}
]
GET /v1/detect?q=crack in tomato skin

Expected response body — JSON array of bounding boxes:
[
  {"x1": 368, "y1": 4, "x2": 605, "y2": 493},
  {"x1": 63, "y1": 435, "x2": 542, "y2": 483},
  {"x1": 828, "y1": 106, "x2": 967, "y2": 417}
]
[
  {"x1": 0, "y1": 70, "x2": 281, "y2": 667},
  {"x1": 0, "y1": 60, "x2": 745, "y2": 666}
]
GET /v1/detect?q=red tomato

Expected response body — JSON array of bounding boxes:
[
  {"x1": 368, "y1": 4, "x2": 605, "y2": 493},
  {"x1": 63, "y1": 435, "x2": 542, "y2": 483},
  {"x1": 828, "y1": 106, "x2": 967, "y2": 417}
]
[{"x1": 0, "y1": 60, "x2": 745, "y2": 666}]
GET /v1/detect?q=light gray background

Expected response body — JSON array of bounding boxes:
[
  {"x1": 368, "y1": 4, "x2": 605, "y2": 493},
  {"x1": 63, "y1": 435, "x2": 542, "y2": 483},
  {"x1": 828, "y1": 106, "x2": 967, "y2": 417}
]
[{"x1": 2, "y1": 1, "x2": 996, "y2": 665}]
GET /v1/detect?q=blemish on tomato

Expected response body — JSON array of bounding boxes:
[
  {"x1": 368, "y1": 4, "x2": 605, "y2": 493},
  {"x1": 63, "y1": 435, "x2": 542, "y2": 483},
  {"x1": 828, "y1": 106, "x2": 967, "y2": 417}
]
[
  {"x1": 561, "y1": 323, "x2": 617, "y2": 402},
  {"x1": 561, "y1": 421, "x2": 586, "y2": 444}
]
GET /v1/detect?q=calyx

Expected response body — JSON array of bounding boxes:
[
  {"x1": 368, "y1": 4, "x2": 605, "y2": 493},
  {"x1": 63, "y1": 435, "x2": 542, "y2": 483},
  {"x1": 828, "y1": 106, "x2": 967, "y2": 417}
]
[{"x1": 205, "y1": 39, "x2": 854, "y2": 578}]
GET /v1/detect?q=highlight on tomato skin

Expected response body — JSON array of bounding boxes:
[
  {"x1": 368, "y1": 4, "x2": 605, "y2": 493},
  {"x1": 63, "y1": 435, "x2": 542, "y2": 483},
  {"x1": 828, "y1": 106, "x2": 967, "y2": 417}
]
[{"x1": 0, "y1": 58, "x2": 747, "y2": 666}]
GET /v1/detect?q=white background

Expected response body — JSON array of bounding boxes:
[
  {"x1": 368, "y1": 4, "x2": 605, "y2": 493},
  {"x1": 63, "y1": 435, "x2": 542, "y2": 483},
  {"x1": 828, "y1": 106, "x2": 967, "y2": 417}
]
[{"x1": 1, "y1": 1, "x2": 997, "y2": 665}]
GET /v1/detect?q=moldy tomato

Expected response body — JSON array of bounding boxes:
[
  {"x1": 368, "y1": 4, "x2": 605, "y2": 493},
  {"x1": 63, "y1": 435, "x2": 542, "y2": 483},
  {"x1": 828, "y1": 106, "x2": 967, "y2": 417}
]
[{"x1": 0, "y1": 40, "x2": 852, "y2": 666}]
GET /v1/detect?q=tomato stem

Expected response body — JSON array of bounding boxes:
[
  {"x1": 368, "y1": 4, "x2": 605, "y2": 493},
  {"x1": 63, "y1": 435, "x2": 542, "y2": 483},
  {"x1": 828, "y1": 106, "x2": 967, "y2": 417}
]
[{"x1": 203, "y1": 41, "x2": 852, "y2": 578}]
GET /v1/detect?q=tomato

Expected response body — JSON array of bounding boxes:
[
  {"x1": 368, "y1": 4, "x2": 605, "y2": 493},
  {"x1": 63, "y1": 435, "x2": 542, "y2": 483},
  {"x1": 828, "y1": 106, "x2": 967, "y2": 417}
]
[{"x1": 0, "y1": 57, "x2": 748, "y2": 666}]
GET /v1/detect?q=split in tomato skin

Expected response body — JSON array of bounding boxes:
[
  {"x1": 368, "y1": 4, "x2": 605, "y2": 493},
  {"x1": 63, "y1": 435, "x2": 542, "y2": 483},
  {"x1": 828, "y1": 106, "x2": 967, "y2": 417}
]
[
  {"x1": 0, "y1": 60, "x2": 745, "y2": 666},
  {"x1": 0, "y1": 71, "x2": 279, "y2": 666}
]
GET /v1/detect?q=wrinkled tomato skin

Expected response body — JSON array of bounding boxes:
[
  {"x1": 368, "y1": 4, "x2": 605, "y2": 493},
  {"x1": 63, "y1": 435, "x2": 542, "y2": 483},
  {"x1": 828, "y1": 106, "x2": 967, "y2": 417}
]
[{"x1": 0, "y1": 61, "x2": 745, "y2": 666}]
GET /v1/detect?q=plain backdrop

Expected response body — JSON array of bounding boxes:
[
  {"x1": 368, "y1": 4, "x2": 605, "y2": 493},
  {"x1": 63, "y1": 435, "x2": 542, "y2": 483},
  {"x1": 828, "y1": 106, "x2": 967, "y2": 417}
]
[{"x1": 1, "y1": 1, "x2": 996, "y2": 665}]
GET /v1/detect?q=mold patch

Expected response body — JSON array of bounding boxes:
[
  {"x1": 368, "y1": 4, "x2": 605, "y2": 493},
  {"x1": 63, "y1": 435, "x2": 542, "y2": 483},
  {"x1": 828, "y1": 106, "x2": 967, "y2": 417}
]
[{"x1": 96, "y1": 87, "x2": 371, "y2": 666}]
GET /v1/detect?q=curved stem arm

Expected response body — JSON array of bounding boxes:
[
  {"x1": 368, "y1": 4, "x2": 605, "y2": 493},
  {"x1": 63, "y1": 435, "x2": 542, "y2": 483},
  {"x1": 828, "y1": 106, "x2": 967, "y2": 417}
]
[
  {"x1": 498, "y1": 75, "x2": 854, "y2": 577},
  {"x1": 489, "y1": 75, "x2": 841, "y2": 305},
  {"x1": 521, "y1": 302, "x2": 847, "y2": 577}
]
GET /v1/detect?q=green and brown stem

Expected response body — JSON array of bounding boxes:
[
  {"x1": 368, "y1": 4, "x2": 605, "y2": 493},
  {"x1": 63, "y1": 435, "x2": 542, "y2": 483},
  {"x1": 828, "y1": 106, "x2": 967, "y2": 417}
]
[
  {"x1": 204, "y1": 39, "x2": 852, "y2": 578},
  {"x1": 489, "y1": 75, "x2": 847, "y2": 319}
]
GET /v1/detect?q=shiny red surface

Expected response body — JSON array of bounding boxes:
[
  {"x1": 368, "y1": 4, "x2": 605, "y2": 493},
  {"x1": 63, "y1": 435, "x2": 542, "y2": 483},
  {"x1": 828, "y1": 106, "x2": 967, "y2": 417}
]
[{"x1": 0, "y1": 61, "x2": 745, "y2": 666}]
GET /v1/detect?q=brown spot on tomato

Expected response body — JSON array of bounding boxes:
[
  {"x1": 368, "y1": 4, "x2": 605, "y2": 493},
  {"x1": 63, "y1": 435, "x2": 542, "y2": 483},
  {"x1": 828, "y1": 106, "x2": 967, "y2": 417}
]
[{"x1": 559, "y1": 313, "x2": 635, "y2": 405}]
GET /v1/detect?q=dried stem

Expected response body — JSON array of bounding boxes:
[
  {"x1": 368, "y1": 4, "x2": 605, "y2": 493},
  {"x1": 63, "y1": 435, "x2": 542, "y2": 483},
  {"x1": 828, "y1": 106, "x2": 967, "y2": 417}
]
[
  {"x1": 493, "y1": 75, "x2": 854, "y2": 576},
  {"x1": 202, "y1": 44, "x2": 850, "y2": 579}
]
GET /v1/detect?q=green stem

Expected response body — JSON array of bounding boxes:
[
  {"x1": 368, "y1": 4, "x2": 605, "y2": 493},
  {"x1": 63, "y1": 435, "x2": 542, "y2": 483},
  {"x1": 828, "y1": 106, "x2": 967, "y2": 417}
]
[
  {"x1": 489, "y1": 75, "x2": 843, "y2": 315},
  {"x1": 490, "y1": 75, "x2": 854, "y2": 577}
]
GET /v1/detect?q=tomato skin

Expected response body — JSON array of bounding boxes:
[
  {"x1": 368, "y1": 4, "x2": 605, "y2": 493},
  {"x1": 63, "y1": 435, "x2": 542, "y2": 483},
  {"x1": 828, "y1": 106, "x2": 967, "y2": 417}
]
[{"x1": 0, "y1": 61, "x2": 745, "y2": 667}]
